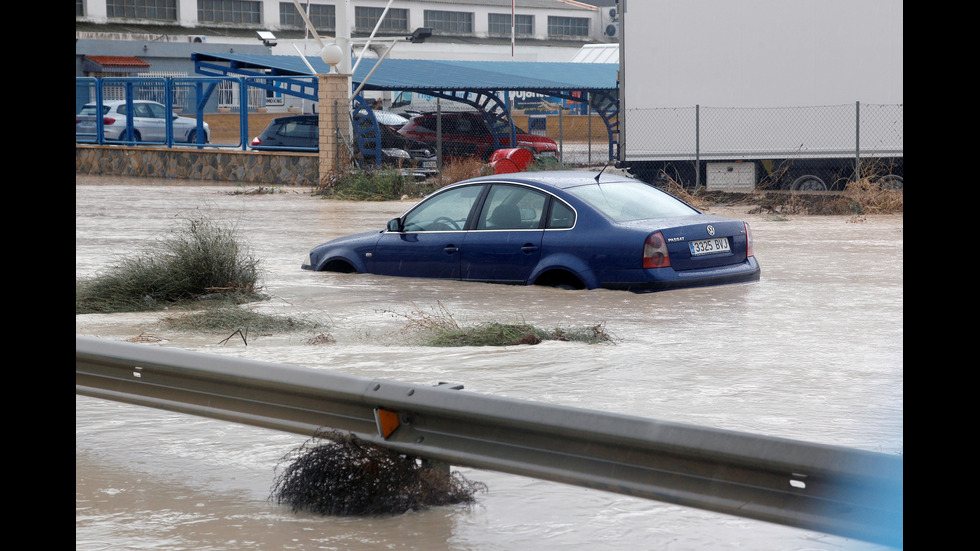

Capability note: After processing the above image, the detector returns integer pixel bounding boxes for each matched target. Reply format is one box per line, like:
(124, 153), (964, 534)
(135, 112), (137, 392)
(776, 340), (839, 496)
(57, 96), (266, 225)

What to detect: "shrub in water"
(76, 214), (261, 313)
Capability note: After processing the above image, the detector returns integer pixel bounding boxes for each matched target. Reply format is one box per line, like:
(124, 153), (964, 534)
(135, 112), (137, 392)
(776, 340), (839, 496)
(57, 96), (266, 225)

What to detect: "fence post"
(239, 77), (249, 151)
(695, 104), (701, 190)
(854, 101), (861, 180)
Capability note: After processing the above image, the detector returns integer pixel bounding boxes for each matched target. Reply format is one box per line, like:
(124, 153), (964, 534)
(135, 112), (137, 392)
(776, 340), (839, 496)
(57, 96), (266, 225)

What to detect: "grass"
(160, 307), (325, 333)
(384, 302), (613, 347)
(159, 306), (330, 345)
(314, 157), (494, 201)
(76, 213), (264, 314)
(314, 156), (569, 201)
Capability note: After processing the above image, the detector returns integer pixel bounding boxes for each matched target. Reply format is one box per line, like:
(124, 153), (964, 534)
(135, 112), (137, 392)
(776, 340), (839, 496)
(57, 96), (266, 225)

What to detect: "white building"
(76, 0), (620, 63)
(75, 1), (619, 114)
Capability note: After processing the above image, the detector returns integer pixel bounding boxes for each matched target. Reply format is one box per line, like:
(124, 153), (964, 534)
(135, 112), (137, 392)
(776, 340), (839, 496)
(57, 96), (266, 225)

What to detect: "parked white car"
(76, 100), (210, 144)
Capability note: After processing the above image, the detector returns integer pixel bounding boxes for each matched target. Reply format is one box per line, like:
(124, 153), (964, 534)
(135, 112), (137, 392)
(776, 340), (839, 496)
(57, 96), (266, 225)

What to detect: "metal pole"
(588, 99), (593, 166)
(558, 106), (564, 162)
(855, 101), (861, 180)
(436, 98), (443, 170)
(695, 104), (701, 189)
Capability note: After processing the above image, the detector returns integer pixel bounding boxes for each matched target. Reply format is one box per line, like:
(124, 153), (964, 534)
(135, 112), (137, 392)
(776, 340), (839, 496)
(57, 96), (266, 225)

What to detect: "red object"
(490, 148), (534, 174)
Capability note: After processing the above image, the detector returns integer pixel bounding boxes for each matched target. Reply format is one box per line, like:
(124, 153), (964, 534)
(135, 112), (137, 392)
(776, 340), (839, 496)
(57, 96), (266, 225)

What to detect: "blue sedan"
(302, 171), (760, 291)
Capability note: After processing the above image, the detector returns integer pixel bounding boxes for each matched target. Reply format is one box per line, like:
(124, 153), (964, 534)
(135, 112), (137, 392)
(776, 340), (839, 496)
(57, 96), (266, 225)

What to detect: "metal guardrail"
(75, 336), (902, 547)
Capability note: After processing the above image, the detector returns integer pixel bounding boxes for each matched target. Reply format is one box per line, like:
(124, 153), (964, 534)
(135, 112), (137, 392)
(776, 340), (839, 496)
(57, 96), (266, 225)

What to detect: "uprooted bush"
(384, 302), (614, 347)
(76, 213), (263, 314)
(314, 168), (437, 201)
(314, 158), (494, 201)
(271, 430), (486, 516)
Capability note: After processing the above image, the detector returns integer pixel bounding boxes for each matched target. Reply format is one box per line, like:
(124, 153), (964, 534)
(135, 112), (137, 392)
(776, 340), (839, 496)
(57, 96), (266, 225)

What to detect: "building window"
(106, 0), (178, 21)
(76, 0), (84, 16)
(198, 0), (261, 25)
(280, 1), (334, 31)
(548, 16), (590, 38)
(354, 6), (409, 33)
(488, 13), (533, 36)
(425, 10), (474, 35)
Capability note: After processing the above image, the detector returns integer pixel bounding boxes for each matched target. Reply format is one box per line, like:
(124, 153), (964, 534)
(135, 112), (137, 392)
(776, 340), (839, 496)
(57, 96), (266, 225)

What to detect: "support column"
(317, 73), (351, 185)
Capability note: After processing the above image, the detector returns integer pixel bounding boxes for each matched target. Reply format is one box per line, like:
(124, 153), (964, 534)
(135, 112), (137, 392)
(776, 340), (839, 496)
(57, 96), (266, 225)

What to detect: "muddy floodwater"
(75, 175), (903, 551)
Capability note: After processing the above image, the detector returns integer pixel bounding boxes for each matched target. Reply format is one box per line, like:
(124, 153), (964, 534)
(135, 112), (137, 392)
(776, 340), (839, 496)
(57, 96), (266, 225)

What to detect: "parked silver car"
(75, 100), (210, 144)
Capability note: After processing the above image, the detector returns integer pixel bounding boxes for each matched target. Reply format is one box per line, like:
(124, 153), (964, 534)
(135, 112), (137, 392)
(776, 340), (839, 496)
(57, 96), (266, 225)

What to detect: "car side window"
(476, 184), (547, 230)
(547, 199), (575, 229)
(402, 185), (484, 232)
(144, 103), (167, 119)
(133, 103), (155, 118)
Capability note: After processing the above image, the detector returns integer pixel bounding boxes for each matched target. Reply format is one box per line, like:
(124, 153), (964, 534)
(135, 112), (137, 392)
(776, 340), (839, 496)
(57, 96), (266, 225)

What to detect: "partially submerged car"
(302, 171), (760, 292)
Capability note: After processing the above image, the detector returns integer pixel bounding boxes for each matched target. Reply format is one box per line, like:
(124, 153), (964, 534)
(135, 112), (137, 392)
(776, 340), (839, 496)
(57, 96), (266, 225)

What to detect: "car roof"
(412, 111), (483, 119)
(271, 114), (317, 122)
(455, 170), (637, 192)
(88, 100), (158, 106)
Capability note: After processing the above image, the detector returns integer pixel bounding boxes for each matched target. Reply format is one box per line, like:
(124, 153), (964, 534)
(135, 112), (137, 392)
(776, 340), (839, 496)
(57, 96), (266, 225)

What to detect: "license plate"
(423, 161), (437, 168)
(689, 237), (731, 256)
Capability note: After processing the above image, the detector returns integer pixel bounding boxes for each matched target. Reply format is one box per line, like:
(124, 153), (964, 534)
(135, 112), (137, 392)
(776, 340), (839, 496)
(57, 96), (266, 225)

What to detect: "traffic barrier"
(75, 336), (902, 547)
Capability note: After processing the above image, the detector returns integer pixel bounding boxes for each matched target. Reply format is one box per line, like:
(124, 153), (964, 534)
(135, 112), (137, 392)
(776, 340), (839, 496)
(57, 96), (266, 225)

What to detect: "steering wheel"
(432, 216), (460, 230)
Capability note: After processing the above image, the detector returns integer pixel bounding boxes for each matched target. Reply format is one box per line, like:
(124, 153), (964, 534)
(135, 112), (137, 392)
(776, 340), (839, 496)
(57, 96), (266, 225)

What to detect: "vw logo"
(706, 225), (715, 236)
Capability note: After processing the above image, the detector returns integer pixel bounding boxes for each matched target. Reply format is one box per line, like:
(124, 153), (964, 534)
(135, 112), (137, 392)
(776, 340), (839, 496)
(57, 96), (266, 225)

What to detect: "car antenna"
(595, 160), (612, 182)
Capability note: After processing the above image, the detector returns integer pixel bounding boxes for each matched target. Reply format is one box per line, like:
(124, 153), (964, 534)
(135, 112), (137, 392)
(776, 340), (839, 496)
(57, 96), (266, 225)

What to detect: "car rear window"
(80, 105), (109, 116)
(568, 181), (698, 222)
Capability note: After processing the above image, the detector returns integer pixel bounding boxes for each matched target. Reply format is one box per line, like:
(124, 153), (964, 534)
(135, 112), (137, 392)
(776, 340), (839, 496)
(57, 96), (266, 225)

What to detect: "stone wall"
(75, 145), (319, 186)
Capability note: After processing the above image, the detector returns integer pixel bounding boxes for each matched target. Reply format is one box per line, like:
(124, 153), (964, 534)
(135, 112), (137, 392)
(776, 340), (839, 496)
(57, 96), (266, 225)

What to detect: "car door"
(372, 184), (485, 279)
(460, 184), (546, 284)
(136, 102), (167, 142)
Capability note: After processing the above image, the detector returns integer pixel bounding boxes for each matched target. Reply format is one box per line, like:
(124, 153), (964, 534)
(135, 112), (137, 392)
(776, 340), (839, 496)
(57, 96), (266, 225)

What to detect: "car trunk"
(660, 219), (750, 271)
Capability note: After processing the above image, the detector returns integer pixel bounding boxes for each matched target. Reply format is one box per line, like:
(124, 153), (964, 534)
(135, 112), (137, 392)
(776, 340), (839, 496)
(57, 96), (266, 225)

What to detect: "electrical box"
(707, 162), (756, 191)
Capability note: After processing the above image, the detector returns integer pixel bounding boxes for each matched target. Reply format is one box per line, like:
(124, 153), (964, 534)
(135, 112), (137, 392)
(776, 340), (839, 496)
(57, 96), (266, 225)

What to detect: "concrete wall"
(75, 145), (319, 186)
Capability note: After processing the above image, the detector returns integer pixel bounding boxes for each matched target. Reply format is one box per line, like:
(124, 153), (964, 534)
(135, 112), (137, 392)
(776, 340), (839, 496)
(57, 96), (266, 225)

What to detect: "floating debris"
(271, 430), (485, 516)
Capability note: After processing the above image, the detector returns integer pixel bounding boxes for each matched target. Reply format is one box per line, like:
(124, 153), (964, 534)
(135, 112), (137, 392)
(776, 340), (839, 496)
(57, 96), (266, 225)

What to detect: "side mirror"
(386, 218), (403, 232)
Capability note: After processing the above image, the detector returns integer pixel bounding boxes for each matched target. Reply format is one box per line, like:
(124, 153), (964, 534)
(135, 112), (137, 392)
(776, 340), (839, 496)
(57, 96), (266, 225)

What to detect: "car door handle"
(520, 244), (539, 253)
(444, 245), (459, 254)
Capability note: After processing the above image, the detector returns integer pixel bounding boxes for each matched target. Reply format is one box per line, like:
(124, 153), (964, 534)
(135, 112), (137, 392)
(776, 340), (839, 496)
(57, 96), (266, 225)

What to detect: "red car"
(397, 111), (559, 162)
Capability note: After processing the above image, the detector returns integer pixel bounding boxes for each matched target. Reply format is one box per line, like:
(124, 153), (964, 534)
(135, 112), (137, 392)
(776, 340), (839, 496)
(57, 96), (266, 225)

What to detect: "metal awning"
(191, 52), (617, 92)
(191, 52), (620, 159)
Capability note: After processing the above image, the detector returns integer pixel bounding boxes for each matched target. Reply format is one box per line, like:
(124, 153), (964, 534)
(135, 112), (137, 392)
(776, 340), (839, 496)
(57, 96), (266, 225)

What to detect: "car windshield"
(567, 181), (699, 222)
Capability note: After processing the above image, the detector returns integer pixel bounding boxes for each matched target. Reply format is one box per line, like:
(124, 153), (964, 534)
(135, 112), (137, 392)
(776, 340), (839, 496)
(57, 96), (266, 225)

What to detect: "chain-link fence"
(77, 77), (900, 189)
(620, 103), (903, 190)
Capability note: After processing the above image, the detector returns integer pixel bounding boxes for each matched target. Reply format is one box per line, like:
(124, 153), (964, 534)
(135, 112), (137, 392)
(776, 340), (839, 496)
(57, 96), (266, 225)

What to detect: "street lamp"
(257, 31), (277, 47)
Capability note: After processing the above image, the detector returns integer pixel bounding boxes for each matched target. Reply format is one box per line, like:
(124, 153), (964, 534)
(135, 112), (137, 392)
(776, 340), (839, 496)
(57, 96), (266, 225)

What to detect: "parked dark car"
(397, 111), (559, 162)
(302, 171), (760, 292)
(250, 114), (436, 172)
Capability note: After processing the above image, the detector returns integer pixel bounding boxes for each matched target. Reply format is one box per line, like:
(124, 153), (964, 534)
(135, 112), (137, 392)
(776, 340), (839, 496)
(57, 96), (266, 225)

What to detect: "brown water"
(75, 176), (903, 550)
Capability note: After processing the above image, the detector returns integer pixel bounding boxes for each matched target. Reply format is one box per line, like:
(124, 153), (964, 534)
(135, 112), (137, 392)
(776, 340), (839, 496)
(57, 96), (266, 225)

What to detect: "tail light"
(744, 222), (755, 257)
(643, 231), (671, 268)
(251, 137), (262, 146)
(103, 117), (117, 126)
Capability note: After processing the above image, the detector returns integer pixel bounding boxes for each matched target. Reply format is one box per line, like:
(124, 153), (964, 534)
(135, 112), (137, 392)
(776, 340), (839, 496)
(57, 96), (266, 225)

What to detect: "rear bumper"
(598, 257), (761, 292)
